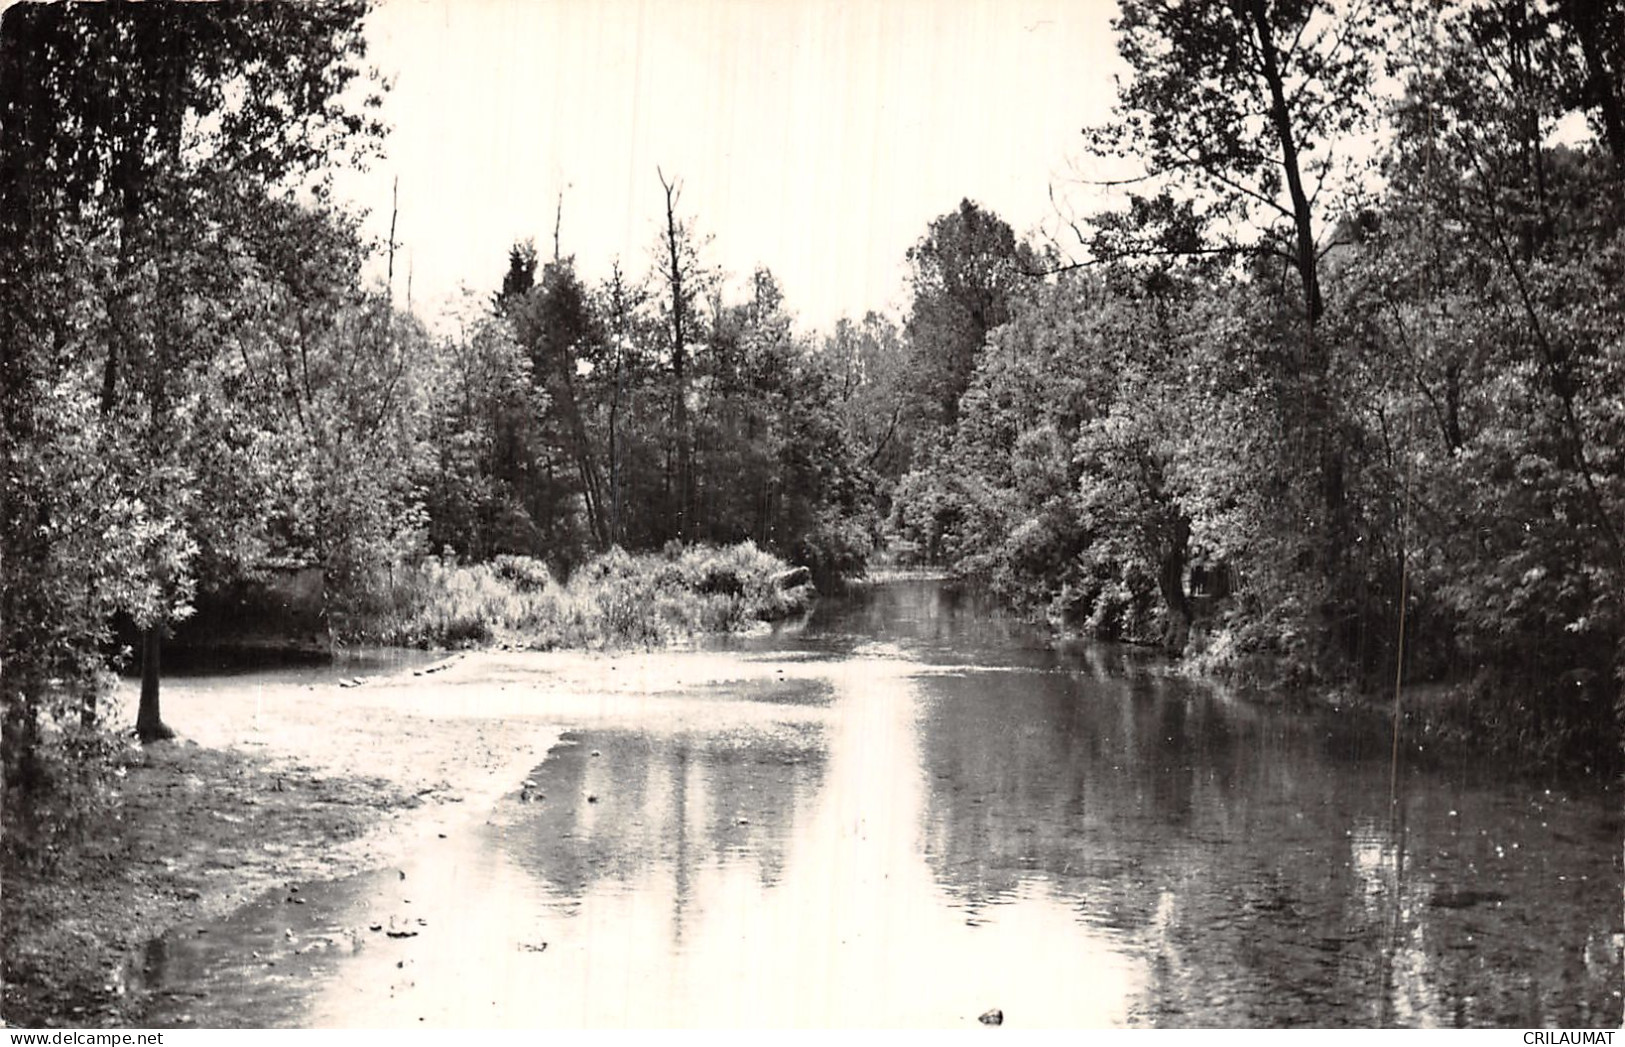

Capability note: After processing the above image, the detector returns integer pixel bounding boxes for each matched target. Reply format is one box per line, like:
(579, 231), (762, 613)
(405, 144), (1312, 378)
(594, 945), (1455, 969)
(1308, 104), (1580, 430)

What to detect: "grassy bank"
(335, 541), (815, 650)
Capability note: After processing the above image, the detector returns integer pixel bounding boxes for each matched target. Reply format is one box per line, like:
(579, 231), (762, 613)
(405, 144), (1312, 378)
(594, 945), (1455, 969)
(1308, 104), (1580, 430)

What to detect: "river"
(132, 578), (1623, 1028)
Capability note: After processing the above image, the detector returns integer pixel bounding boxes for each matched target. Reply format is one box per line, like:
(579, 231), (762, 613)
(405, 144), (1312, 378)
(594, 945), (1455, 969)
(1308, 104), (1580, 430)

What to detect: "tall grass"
(336, 542), (813, 650)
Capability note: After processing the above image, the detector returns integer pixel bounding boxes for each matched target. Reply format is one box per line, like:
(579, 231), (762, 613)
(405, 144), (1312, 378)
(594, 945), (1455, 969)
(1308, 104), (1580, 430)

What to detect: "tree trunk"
(1247, 1), (1349, 595)
(1157, 516), (1193, 653)
(135, 625), (174, 742)
(1247, 0), (1323, 326)
(559, 365), (606, 547)
(660, 169), (691, 542)
(1561, 0), (1625, 175)
(608, 345), (623, 546)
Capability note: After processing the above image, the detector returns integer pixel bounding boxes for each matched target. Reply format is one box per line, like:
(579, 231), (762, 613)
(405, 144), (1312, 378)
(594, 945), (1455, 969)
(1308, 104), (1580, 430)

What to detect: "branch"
(1048, 182), (1090, 249)
(1314, 233), (1360, 261)
(1066, 168), (1164, 188)
(1016, 241), (1278, 278)
(1463, 146), (1625, 574)
(863, 401), (903, 469)
(1168, 142), (1295, 220)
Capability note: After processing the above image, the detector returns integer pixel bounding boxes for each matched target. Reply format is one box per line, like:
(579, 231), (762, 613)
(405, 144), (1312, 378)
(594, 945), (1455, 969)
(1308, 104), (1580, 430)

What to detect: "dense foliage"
(887, 0), (1625, 767)
(2, 0), (394, 771)
(0, 3), (877, 797)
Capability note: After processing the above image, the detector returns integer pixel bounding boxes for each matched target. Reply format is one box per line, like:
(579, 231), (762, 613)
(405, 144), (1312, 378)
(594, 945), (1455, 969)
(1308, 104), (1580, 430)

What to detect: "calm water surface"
(135, 580), (1623, 1028)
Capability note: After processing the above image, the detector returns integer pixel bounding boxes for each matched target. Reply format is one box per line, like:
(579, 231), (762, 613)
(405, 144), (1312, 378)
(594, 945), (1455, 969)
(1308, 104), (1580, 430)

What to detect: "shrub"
(491, 555), (553, 593)
(337, 541), (812, 650)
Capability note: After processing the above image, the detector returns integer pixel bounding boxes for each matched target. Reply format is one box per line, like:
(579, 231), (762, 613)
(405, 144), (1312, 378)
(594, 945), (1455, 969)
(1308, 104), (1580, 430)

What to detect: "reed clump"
(338, 542), (813, 650)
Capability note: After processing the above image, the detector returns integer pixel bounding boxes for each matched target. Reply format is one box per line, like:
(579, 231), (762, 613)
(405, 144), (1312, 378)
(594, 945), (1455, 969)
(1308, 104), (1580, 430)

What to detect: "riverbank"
(1187, 638), (1623, 779)
(2, 652), (568, 1027)
(3, 542), (822, 1026)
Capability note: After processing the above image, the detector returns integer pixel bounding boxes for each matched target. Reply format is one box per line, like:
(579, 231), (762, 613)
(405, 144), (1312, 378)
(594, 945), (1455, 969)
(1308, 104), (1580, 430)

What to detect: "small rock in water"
(590, 750), (601, 758)
(587, 794), (599, 804)
(979, 1008), (1004, 1026)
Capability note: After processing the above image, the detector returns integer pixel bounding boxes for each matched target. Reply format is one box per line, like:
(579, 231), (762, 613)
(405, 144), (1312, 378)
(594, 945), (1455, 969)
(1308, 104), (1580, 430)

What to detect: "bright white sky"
(343, 0), (1126, 335)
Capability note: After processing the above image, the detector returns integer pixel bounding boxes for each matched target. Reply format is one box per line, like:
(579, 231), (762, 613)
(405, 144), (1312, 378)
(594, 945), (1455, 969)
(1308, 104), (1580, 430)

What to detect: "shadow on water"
(132, 579), (1623, 1027)
(913, 669), (1622, 1026)
(122, 644), (441, 681)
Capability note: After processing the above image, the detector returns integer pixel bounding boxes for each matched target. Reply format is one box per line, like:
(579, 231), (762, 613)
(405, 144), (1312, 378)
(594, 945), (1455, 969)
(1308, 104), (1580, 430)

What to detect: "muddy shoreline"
(2, 651), (568, 1028)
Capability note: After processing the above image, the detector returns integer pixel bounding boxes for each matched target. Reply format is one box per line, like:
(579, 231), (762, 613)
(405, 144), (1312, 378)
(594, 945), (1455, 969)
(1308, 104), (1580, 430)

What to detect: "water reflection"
(907, 640), (1621, 1027)
(135, 580), (1622, 1028)
(455, 657), (1147, 1027)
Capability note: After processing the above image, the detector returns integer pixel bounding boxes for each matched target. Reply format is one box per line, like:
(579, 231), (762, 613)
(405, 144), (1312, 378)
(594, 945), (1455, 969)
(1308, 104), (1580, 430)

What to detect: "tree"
(825, 312), (914, 497)
(0, 1), (385, 752)
(1084, 0), (1379, 325)
(653, 170), (716, 542)
(420, 296), (551, 562)
(1337, 0), (1625, 750)
(903, 200), (1034, 430)
(1551, 0), (1625, 174)
(507, 258), (609, 552)
(499, 239), (540, 306)
(594, 260), (655, 547)
(1078, 0), (1384, 664)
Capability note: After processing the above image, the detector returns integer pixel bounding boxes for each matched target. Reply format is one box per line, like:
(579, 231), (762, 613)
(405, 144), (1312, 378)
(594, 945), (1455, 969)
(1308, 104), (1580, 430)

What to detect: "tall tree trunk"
(1247, 0), (1323, 327)
(1248, 0), (1348, 590)
(660, 169), (691, 542)
(1157, 515), (1193, 653)
(608, 341), (623, 546)
(135, 625), (173, 742)
(554, 358), (606, 547)
(129, 28), (188, 746)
